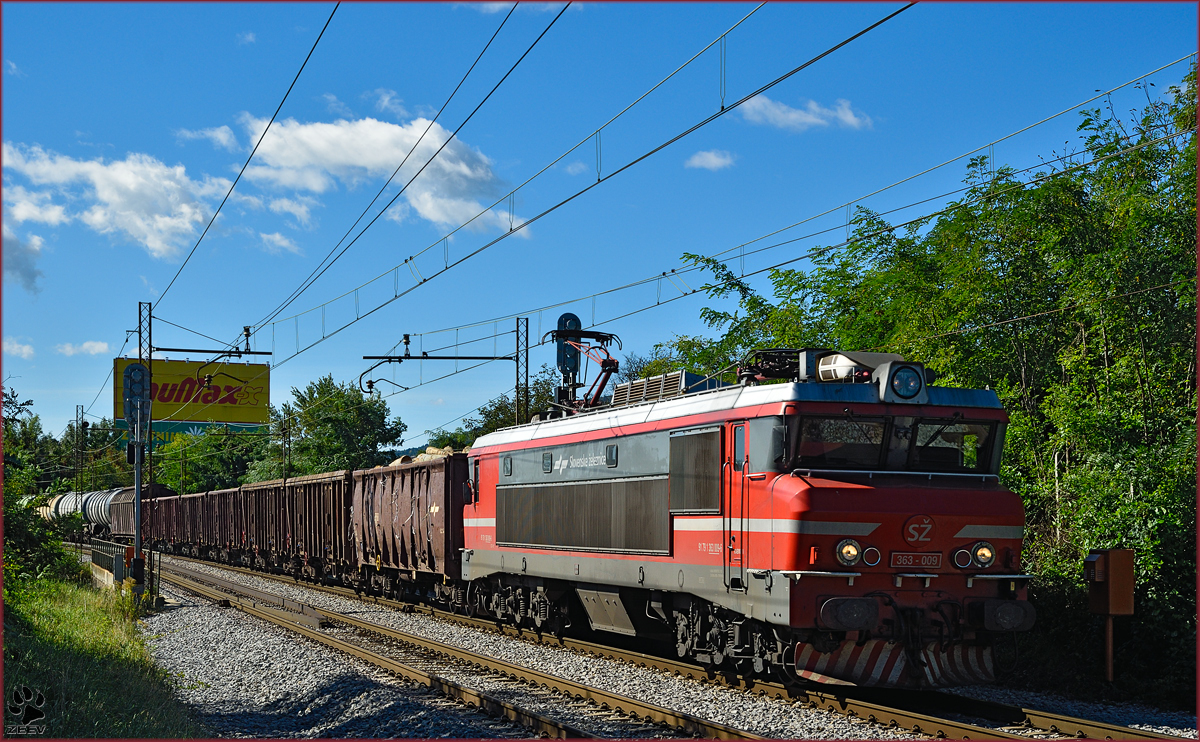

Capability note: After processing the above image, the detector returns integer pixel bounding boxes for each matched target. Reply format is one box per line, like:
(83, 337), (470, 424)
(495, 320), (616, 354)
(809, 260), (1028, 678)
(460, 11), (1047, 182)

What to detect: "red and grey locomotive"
(462, 341), (1034, 688)
(125, 319), (1034, 689)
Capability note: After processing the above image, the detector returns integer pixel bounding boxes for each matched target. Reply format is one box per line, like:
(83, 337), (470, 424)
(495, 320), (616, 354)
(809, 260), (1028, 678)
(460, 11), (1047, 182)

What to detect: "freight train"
(68, 339), (1035, 688)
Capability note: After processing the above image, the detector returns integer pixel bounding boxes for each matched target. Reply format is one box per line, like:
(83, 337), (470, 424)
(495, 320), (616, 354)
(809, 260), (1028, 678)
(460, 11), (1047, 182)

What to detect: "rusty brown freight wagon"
(109, 484), (178, 541)
(352, 454), (468, 598)
(240, 471), (355, 578)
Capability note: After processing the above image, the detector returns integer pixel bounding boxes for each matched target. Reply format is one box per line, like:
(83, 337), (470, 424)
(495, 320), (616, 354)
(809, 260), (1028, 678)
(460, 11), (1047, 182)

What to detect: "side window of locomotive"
(909, 419), (995, 473)
(790, 416), (887, 469)
(669, 428), (721, 513)
(470, 459), (480, 502)
(605, 445), (618, 468)
(747, 416), (786, 473)
(503, 457), (512, 476)
(733, 426), (745, 471)
(542, 452), (553, 473)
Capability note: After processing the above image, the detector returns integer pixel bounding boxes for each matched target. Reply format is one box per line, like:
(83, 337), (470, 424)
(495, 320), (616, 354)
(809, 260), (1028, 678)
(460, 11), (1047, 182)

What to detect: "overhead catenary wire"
(156, 2), (340, 308)
(382, 115), (1188, 357)
(354, 124), (1193, 409)
(253, 3), (522, 329)
(152, 316), (239, 350)
(119, 84), (1193, 459)
(253, 2), (766, 334)
(263, 2), (917, 367)
(111, 53), (1191, 465)
(277, 50), (1195, 361)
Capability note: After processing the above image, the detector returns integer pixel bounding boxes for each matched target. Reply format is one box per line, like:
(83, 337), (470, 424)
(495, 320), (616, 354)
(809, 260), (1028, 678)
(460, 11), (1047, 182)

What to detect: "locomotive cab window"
(908, 418), (997, 473)
(786, 415), (887, 469)
(605, 445), (618, 468)
(733, 425), (745, 471)
(542, 452), (553, 473)
(503, 457), (512, 476)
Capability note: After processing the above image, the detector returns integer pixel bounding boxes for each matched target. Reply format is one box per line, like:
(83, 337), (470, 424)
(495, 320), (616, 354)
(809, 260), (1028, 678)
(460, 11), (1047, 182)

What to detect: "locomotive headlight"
(891, 366), (923, 399)
(837, 539), (862, 566)
(973, 541), (996, 568)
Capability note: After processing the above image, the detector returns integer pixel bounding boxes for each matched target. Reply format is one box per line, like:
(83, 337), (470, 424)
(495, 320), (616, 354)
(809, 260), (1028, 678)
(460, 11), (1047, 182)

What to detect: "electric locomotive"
(462, 339), (1034, 688)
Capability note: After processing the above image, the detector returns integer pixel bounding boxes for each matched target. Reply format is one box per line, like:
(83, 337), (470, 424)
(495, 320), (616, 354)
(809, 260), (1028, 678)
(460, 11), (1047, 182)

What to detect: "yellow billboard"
(113, 358), (270, 425)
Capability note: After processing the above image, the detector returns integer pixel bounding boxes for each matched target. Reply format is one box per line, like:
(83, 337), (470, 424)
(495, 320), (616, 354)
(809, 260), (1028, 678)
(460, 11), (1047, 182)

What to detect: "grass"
(3, 576), (207, 738)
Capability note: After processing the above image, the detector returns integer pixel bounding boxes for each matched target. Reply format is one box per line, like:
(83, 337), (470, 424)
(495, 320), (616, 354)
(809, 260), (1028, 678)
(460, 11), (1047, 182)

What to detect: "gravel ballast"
(155, 557), (1196, 740)
(141, 583), (527, 738)
(945, 685), (1196, 739)
(156, 559), (921, 739)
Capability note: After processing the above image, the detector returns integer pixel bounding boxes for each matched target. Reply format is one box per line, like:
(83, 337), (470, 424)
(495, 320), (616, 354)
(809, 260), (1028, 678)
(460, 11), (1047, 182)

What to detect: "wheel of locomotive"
(707, 612), (730, 666)
(675, 613), (692, 658)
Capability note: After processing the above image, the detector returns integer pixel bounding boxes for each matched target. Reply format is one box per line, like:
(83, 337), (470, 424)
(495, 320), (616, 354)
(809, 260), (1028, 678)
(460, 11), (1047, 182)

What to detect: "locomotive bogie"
(90, 354), (1033, 689)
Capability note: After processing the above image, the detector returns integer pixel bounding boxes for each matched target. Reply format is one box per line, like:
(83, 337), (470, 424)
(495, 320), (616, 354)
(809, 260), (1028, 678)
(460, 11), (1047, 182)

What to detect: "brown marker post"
(1083, 548), (1135, 682)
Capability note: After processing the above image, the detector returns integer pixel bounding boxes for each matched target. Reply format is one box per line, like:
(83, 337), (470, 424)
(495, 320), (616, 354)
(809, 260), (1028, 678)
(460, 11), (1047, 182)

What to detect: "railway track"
(160, 562), (763, 740)
(158, 554), (1190, 741)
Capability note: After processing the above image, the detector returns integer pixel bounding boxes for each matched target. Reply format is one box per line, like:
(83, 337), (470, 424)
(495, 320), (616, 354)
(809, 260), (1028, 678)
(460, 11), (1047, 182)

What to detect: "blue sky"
(3, 2), (1196, 446)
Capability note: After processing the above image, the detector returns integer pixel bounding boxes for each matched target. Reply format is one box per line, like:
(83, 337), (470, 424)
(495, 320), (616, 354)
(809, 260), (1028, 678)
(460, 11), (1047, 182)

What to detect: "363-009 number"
(890, 552), (942, 568)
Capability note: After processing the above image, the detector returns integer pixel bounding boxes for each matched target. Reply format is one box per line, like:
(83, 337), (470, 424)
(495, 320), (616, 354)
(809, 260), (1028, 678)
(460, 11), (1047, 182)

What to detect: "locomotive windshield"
(791, 416), (887, 468)
(782, 414), (1000, 474)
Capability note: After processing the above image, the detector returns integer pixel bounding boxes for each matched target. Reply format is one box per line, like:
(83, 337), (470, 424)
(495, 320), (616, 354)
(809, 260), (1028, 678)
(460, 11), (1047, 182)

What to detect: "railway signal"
(122, 360), (152, 594)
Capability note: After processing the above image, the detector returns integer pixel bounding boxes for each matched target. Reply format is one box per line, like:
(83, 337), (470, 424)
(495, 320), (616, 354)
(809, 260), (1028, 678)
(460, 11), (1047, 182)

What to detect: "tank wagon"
(46, 485), (174, 538)
(137, 343), (1035, 689)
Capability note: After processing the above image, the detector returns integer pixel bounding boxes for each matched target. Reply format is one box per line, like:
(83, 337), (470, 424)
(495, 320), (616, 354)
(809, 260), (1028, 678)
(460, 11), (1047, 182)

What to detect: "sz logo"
(903, 515), (935, 545)
(6, 686), (46, 736)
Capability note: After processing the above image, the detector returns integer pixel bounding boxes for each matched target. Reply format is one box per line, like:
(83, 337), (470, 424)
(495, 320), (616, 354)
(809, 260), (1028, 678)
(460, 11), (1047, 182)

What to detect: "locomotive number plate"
(890, 552), (942, 569)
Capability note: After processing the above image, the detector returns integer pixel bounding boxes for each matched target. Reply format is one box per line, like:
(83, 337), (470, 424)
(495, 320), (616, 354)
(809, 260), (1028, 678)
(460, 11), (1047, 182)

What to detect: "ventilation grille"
(609, 371), (727, 407)
(497, 477), (669, 553)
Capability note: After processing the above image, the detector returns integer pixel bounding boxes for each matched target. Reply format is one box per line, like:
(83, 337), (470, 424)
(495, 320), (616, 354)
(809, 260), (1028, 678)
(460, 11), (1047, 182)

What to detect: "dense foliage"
(646, 71), (1196, 705)
(427, 365), (561, 449)
(2, 389), (85, 599)
(5, 69), (1193, 709)
(155, 375), (406, 487)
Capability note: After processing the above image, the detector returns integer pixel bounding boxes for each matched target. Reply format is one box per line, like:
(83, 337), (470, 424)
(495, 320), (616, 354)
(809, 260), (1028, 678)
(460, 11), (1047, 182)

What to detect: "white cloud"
(56, 340), (109, 356)
(465, 2), (515, 13)
(5, 60), (24, 77)
(459, 2), (568, 12)
(685, 150), (735, 171)
(268, 197), (316, 228)
(3, 184), (68, 225)
(260, 231), (302, 255)
(176, 125), (239, 151)
(2, 142), (224, 258)
(2, 222), (44, 292)
(237, 32), (256, 45)
(741, 95), (872, 133)
(564, 161), (588, 176)
(234, 192), (263, 210)
(369, 88), (408, 119)
(322, 93), (353, 118)
(3, 337), (34, 360)
(238, 114), (515, 232)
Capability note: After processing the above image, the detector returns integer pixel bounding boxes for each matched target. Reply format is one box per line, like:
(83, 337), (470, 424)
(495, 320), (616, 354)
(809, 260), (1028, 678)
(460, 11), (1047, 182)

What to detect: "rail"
(160, 554), (1191, 742)
(159, 563), (766, 740)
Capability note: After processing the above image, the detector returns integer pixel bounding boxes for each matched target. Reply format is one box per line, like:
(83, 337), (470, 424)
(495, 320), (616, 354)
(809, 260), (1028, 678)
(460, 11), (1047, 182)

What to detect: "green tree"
(155, 426), (268, 493)
(428, 365), (559, 449)
(653, 69), (1196, 705)
(244, 375), (405, 481)
(2, 390), (78, 598)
